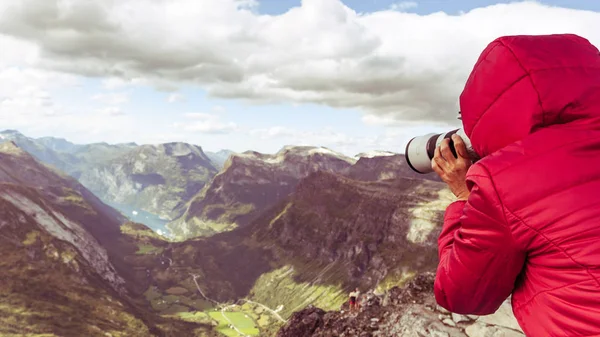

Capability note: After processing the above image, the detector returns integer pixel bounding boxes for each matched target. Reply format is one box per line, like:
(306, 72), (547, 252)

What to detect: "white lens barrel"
(405, 128), (472, 174)
(405, 133), (437, 174)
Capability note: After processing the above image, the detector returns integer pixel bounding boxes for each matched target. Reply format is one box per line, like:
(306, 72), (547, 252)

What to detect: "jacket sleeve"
(434, 164), (525, 315)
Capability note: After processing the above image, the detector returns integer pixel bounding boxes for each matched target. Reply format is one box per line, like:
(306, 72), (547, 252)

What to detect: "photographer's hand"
(432, 134), (472, 200)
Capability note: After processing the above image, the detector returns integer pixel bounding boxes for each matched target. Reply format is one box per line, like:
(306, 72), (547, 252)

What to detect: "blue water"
(108, 202), (173, 238)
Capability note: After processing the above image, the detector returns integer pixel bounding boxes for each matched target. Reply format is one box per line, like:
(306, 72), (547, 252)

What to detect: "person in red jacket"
(431, 33), (600, 337)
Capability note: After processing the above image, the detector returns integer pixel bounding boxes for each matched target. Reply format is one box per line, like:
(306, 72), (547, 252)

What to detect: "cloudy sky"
(1, 0), (599, 155)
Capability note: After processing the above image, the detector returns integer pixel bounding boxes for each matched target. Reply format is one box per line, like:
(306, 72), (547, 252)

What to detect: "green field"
(144, 280), (283, 337)
(208, 310), (260, 336)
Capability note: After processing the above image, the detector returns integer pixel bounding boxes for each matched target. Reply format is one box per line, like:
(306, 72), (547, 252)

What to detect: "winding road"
(221, 304), (249, 337)
(191, 274), (219, 305)
(243, 299), (286, 323)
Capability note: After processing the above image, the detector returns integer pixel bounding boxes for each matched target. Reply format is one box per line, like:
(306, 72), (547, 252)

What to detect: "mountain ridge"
(168, 145), (358, 239)
(78, 142), (218, 220)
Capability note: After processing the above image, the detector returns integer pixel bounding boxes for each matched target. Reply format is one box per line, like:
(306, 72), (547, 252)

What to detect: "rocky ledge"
(276, 273), (525, 337)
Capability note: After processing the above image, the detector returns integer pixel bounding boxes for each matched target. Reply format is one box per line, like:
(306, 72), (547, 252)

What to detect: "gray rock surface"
(477, 299), (522, 332)
(277, 273), (525, 337)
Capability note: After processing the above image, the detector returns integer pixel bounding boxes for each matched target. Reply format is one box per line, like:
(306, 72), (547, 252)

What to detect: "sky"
(0, 0), (599, 156)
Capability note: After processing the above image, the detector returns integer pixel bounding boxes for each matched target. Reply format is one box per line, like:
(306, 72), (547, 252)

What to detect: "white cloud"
(248, 123), (458, 155)
(91, 92), (130, 105)
(0, 1), (599, 127)
(102, 78), (132, 90)
(97, 107), (125, 117)
(177, 112), (238, 134)
(0, 65), (78, 127)
(167, 93), (185, 103)
(250, 126), (360, 147)
(362, 114), (457, 128)
(0, 35), (39, 67)
(390, 1), (418, 11)
(0, 39), (138, 142)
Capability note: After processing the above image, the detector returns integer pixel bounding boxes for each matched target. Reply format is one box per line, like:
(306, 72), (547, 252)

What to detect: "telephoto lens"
(405, 128), (475, 174)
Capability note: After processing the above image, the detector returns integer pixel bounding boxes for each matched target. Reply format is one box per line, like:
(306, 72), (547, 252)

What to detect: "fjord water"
(108, 201), (171, 237)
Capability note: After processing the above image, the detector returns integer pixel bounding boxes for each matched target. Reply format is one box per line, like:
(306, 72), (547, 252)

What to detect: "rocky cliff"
(277, 273), (525, 337)
(78, 142), (218, 220)
(168, 146), (356, 239)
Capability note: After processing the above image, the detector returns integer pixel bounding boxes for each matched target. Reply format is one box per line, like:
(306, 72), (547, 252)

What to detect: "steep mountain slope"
(0, 141), (217, 336)
(0, 184), (148, 336)
(347, 152), (442, 182)
(168, 146), (357, 239)
(206, 149), (236, 169)
(79, 143), (218, 220)
(0, 142), (126, 291)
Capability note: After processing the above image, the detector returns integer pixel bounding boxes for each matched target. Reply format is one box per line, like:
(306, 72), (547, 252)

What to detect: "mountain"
(168, 146), (357, 239)
(78, 143), (218, 221)
(168, 148), (444, 240)
(253, 171), (449, 278)
(347, 152), (442, 182)
(0, 132), (468, 336)
(0, 139), (458, 336)
(71, 142), (139, 165)
(0, 130), (78, 173)
(0, 130), (222, 234)
(243, 171), (452, 314)
(0, 141), (217, 336)
(206, 149), (236, 169)
(36, 136), (82, 153)
(276, 273), (525, 337)
(0, 130), (138, 178)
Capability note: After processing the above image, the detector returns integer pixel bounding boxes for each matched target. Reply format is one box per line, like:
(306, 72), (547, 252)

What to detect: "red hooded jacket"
(434, 34), (600, 336)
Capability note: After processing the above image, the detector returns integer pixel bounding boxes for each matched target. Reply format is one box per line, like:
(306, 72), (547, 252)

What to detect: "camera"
(404, 128), (477, 174)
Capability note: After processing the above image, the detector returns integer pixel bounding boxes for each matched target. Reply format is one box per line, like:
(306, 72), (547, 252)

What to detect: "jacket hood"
(460, 34), (600, 157)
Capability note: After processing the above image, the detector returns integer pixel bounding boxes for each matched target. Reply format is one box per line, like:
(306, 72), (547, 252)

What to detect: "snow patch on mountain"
(264, 155), (285, 164)
(355, 150), (397, 159)
(307, 146), (347, 158)
(235, 146), (356, 165)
